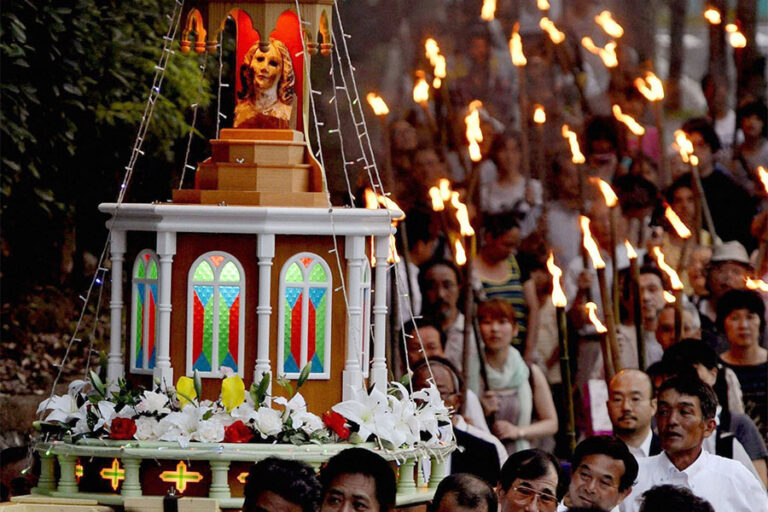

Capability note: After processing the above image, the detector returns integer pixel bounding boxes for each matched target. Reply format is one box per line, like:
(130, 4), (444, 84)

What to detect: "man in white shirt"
(620, 377), (768, 512)
(607, 370), (660, 460)
(557, 435), (638, 512)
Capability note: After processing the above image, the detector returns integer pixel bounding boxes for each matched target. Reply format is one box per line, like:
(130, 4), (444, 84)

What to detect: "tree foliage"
(1, 0), (212, 296)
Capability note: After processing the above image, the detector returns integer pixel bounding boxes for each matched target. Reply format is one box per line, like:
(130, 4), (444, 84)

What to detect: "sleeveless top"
(479, 255), (527, 352)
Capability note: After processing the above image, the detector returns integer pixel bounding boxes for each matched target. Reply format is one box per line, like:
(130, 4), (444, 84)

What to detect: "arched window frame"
(130, 249), (159, 375)
(186, 251), (246, 378)
(277, 252), (333, 380)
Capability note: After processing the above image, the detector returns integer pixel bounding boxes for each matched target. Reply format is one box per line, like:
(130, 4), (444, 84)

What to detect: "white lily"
(332, 386), (393, 442)
(37, 394), (81, 423)
(136, 390), (171, 415)
(253, 407), (282, 438)
(157, 405), (209, 447)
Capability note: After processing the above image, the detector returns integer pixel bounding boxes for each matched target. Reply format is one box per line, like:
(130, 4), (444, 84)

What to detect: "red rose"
(322, 411), (350, 440)
(224, 420), (254, 443)
(110, 418), (137, 440)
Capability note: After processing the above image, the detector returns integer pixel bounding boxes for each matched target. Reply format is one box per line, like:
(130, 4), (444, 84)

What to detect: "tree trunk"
(615, 0), (657, 63)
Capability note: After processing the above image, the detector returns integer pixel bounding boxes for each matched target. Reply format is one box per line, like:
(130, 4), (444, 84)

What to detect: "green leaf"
(89, 370), (105, 398)
(296, 364), (311, 391)
(193, 369), (202, 398)
(249, 372), (270, 406)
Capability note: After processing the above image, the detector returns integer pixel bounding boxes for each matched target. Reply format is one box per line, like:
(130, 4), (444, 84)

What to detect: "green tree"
(1, 0), (212, 298)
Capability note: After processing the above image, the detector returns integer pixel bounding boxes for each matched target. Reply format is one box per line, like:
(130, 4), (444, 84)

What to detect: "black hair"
(572, 436), (638, 493)
(657, 376), (718, 420)
(319, 448), (397, 512)
(499, 448), (563, 497)
(402, 316), (447, 349)
(613, 173), (659, 214)
(682, 117), (721, 153)
(736, 100), (768, 138)
(419, 259), (463, 291)
(404, 206), (437, 247)
(645, 360), (670, 383)
(428, 473), (497, 512)
(662, 339), (730, 412)
(638, 264), (668, 291)
(639, 484), (714, 512)
(715, 288), (766, 333)
(565, 508), (611, 512)
(243, 457), (322, 512)
(584, 116), (619, 155)
(664, 172), (695, 204)
(482, 211), (519, 239)
(489, 129), (522, 168)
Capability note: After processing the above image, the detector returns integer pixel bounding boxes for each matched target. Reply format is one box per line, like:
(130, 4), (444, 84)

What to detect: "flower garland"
(36, 368), (452, 451)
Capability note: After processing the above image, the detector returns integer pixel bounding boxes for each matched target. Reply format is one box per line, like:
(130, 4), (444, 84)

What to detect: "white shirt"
(619, 450), (768, 512)
(625, 428), (654, 459)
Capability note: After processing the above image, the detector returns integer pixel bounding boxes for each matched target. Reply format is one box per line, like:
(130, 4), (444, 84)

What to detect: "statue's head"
(239, 38), (295, 104)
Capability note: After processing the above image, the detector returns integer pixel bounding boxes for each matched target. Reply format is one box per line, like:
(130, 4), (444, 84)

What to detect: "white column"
(342, 235), (365, 399)
(107, 230), (126, 383)
(254, 235), (275, 388)
(370, 235), (390, 391)
(153, 231), (176, 387)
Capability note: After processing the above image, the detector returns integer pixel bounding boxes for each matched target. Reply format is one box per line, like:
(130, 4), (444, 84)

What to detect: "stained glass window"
(187, 252), (245, 377)
(130, 250), (159, 374)
(277, 253), (332, 379)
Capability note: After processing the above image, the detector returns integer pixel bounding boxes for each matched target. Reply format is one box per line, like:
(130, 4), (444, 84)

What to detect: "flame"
(652, 247), (684, 290)
(481, 0), (496, 21)
(590, 177), (618, 208)
(594, 10), (624, 39)
(582, 37), (618, 68)
(509, 23), (527, 67)
(726, 24), (747, 48)
(580, 216), (606, 269)
(439, 178), (452, 201)
(625, 239), (638, 259)
(450, 192), (475, 236)
(388, 234), (400, 263)
(585, 302), (608, 333)
(425, 39), (447, 89)
(546, 252), (567, 307)
(704, 8), (721, 25)
(428, 187), (445, 211)
(562, 124), (586, 164)
(366, 93), (390, 116)
(612, 104), (646, 136)
(663, 290), (676, 303)
(364, 188), (405, 220)
(537, 0), (550, 10)
(746, 277), (768, 292)
(539, 17), (565, 44)
(758, 166), (768, 195)
(634, 72), (664, 102)
(533, 105), (546, 124)
(425, 38), (440, 64)
(664, 205), (693, 239)
(413, 75), (430, 104)
(674, 130), (696, 164)
(455, 239), (467, 266)
(465, 100), (484, 162)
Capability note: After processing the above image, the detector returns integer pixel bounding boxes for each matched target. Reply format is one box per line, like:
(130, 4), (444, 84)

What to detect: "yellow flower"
(176, 376), (197, 409)
(221, 375), (245, 412)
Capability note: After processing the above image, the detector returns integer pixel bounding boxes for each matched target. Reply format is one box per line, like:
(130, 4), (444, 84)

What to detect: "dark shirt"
(722, 361), (768, 445)
(700, 166), (757, 251)
(452, 428), (501, 486)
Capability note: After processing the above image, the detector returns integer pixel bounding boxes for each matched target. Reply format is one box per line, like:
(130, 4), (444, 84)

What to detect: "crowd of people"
(345, 10), (768, 511)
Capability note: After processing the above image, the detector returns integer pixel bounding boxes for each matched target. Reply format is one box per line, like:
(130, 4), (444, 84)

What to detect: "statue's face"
(250, 44), (282, 91)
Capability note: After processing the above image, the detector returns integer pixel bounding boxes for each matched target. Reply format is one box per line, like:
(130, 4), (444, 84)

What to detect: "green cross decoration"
(159, 460), (203, 493)
(99, 458), (125, 491)
(74, 461), (84, 482)
(237, 471), (248, 484)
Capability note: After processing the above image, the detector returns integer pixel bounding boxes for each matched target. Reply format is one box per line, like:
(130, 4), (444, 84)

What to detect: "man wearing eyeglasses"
(619, 377), (767, 512)
(558, 436), (638, 512)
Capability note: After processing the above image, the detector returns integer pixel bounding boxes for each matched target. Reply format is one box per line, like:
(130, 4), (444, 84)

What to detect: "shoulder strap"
(715, 429), (735, 459)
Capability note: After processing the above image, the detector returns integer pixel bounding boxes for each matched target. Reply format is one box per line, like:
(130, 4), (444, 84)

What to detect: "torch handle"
(596, 267), (620, 379)
(556, 306), (577, 457)
(630, 258), (646, 370)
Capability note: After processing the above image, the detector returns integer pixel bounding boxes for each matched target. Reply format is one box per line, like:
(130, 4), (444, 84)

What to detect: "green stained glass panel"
(149, 260), (158, 279)
(286, 262), (302, 283)
(220, 261), (240, 282)
(136, 260), (146, 279)
(135, 291), (143, 367)
(283, 296), (292, 363)
(309, 263), (326, 283)
(218, 294), (229, 368)
(194, 261), (214, 282)
(314, 292), (326, 367)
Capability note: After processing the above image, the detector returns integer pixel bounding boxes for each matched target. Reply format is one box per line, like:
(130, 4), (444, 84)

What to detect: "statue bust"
(233, 38), (296, 129)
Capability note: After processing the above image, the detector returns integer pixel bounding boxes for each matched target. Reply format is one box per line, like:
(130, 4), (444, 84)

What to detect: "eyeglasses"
(511, 485), (558, 509)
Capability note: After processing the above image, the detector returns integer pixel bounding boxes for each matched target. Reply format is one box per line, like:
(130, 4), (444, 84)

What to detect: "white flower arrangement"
(35, 368), (453, 451)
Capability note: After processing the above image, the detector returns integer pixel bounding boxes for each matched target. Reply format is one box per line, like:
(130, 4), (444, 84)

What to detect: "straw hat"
(710, 240), (751, 267)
